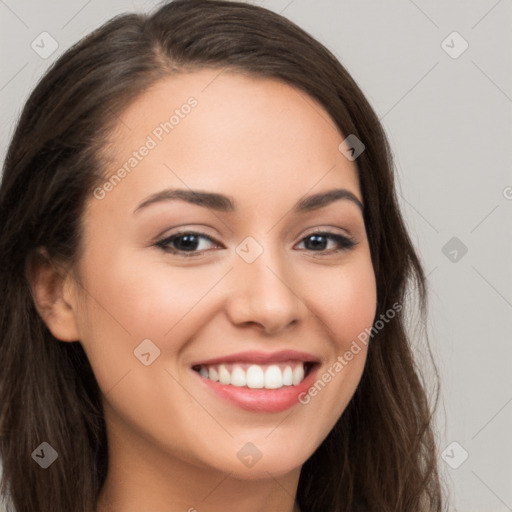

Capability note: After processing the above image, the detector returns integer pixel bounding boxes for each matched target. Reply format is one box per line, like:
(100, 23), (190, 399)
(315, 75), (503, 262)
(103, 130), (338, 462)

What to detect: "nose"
(225, 244), (306, 335)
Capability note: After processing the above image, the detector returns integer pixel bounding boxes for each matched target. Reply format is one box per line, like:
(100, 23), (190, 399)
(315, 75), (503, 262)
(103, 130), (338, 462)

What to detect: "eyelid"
(300, 225), (353, 239)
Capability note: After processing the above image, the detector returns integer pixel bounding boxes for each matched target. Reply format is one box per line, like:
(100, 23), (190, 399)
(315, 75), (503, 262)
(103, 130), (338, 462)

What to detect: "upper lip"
(191, 350), (320, 367)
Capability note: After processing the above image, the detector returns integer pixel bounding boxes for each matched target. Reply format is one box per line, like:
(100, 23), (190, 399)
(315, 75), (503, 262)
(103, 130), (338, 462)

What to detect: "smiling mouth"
(192, 361), (316, 390)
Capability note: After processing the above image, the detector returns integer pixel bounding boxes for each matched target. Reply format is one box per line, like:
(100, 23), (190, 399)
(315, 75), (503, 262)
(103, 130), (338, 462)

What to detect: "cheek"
(296, 254), (376, 431)
(73, 250), (231, 388)
(309, 256), (377, 348)
(77, 249), (222, 340)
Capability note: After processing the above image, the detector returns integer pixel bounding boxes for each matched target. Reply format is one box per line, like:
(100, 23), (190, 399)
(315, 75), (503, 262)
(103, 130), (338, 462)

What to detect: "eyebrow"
(133, 187), (364, 215)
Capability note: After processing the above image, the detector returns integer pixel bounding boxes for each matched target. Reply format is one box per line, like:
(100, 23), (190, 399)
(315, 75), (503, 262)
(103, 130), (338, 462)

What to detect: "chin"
(194, 435), (317, 480)
(219, 457), (304, 480)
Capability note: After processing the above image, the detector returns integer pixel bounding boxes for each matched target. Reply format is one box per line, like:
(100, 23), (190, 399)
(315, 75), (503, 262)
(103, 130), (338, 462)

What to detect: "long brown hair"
(0, 1), (444, 510)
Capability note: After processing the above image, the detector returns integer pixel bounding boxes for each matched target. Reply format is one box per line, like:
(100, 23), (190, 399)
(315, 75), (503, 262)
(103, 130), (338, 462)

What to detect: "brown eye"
(296, 232), (356, 253)
(156, 231), (221, 257)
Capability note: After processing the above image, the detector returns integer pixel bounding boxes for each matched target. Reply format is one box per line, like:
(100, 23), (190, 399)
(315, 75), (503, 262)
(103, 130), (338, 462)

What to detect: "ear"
(27, 248), (81, 342)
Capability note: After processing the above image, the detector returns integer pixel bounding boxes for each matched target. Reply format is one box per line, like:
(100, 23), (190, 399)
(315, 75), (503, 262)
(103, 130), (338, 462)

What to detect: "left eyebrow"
(294, 188), (364, 214)
(133, 187), (364, 215)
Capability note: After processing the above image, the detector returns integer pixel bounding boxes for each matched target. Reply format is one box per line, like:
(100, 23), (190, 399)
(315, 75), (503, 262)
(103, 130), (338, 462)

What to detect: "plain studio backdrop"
(0, 1), (511, 511)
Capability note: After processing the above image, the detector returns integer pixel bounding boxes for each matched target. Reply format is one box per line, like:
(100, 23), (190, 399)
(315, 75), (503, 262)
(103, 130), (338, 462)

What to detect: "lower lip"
(194, 366), (319, 413)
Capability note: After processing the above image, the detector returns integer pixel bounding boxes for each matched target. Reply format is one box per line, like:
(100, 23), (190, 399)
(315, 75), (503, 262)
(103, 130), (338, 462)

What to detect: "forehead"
(94, 69), (361, 216)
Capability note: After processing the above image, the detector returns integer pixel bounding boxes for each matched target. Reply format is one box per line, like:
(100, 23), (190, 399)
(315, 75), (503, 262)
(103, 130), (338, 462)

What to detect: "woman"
(0, 1), (444, 511)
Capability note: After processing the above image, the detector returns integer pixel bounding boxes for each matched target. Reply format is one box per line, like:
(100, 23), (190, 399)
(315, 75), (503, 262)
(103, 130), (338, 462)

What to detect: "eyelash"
(155, 230), (357, 258)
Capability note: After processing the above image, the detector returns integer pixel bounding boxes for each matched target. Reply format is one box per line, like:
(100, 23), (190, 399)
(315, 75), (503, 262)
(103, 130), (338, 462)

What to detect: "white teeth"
(264, 365), (283, 389)
(246, 365), (265, 389)
(282, 365), (293, 386)
(196, 361), (310, 389)
(208, 367), (219, 382)
(218, 364), (231, 385)
(231, 365), (247, 387)
(292, 365), (305, 385)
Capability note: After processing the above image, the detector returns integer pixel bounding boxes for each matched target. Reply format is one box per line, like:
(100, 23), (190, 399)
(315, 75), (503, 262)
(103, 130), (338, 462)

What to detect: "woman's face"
(70, 69), (377, 478)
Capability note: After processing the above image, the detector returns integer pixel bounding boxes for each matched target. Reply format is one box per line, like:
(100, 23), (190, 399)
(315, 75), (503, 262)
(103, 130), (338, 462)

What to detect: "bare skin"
(31, 69), (377, 512)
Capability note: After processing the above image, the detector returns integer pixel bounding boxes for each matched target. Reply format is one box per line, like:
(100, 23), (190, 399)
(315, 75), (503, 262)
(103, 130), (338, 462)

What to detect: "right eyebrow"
(134, 188), (235, 214)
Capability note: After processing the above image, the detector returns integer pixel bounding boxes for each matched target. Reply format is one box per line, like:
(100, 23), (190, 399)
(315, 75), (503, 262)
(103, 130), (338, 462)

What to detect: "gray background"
(1, 1), (511, 511)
